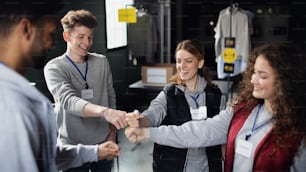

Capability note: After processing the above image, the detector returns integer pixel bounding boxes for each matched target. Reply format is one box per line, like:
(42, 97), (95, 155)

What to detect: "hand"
(126, 109), (142, 128)
(124, 127), (149, 143)
(106, 124), (117, 142)
(97, 141), (120, 160)
(104, 109), (128, 129)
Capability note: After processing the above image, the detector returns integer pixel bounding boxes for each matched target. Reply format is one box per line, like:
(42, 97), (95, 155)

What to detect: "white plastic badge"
(236, 139), (253, 158)
(81, 89), (94, 99)
(190, 106), (207, 120)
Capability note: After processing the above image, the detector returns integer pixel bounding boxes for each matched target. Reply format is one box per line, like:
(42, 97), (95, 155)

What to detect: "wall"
(171, 0), (306, 68)
(26, 0), (306, 111)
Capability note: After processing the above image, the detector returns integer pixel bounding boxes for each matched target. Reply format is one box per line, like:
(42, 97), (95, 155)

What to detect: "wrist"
(139, 116), (150, 127)
(83, 103), (109, 118)
(97, 144), (105, 160)
(144, 128), (150, 139)
(101, 107), (110, 118)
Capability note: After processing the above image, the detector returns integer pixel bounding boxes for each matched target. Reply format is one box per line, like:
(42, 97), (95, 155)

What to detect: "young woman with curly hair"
(125, 42), (306, 171)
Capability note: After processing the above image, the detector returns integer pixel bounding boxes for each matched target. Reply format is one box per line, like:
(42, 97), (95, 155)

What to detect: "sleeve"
(291, 139), (306, 172)
(1, 100), (41, 172)
(149, 106), (234, 148)
(214, 12), (223, 58)
(142, 91), (168, 127)
(236, 11), (250, 63)
(56, 144), (98, 171)
(44, 60), (88, 116)
(104, 58), (116, 109)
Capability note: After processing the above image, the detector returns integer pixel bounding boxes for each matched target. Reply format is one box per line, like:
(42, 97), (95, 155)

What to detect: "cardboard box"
(141, 64), (176, 86)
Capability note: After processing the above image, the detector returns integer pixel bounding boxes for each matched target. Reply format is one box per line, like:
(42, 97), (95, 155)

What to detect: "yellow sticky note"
(118, 7), (137, 23)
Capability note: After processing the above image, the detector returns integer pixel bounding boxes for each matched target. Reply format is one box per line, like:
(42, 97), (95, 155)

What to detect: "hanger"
(229, 1), (239, 10)
(137, 5), (147, 17)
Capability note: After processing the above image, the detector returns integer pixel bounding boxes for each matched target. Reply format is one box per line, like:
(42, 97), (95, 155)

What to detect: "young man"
(44, 9), (127, 172)
(0, 1), (120, 171)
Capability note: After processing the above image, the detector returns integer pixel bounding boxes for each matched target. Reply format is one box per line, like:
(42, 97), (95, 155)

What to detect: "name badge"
(81, 89), (94, 99)
(190, 106), (207, 120)
(236, 139), (253, 158)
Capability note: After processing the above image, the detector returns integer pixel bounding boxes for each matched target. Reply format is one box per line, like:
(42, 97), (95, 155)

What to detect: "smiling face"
(64, 25), (94, 60)
(251, 55), (276, 103)
(175, 49), (204, 84)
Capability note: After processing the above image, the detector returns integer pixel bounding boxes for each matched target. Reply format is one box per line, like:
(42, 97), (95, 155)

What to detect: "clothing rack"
(227, 1), (240, 99)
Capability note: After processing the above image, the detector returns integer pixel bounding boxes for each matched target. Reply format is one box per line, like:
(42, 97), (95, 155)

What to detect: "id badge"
(236, 139), (253, 158)
(190, 106), (207, 120)
(81, 89), (94, 99)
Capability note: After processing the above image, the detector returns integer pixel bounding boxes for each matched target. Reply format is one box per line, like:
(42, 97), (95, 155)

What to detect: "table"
(125, 80), (233, 112)
(125, 80), (164, 112)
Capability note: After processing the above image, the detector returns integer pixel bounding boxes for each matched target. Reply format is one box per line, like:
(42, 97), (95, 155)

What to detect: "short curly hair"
(60, 9), (98, 32)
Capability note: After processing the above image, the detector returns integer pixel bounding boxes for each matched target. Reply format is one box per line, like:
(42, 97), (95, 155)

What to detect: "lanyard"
(245, 104), (274, 140)
(65, 54), (89, 89)
(190, 93), (200, 108)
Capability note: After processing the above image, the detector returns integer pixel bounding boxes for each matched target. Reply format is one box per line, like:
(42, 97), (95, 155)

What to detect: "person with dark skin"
(126, 43), (306, 171)
(0, 1), (120, 171)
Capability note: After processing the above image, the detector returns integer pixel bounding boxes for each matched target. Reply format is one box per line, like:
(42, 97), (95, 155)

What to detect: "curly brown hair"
(61, 9), (98, 32)
(237, 43), (306, 145)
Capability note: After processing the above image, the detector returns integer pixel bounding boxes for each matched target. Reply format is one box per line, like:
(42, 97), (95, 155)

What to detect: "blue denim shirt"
(0, 64), (98, 172)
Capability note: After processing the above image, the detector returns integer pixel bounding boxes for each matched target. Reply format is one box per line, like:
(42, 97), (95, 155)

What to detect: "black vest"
(153, 84), (223, 172)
